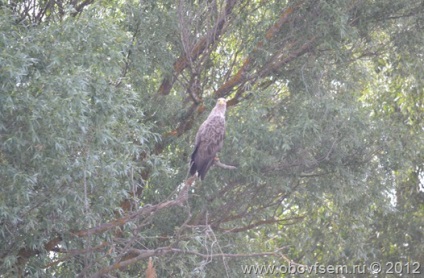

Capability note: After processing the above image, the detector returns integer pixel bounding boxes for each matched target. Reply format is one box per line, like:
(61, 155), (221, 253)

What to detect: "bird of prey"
(189, 98), (227, 180)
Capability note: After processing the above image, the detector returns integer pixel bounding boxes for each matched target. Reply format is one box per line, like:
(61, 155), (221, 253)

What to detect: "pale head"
(216, 98), (227, 108)
(217, 98), (226, 105)
(208, 98), (227, 119)
(215, 98), (227, 114)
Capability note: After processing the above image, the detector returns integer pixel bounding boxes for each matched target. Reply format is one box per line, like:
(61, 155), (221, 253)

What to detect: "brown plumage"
(190, 98), (227, 180)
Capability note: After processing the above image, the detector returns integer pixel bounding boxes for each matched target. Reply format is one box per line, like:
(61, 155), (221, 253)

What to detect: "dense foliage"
(1, 0), (423, 277)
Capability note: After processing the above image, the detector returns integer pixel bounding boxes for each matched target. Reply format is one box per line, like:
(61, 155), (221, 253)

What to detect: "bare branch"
(214, 159), (237, 170)
(158, 0), (238, 95)
(91, 245), (290, 277)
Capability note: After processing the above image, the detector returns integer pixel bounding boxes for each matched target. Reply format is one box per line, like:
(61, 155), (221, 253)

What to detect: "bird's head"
(217, 98), (227, 107)
(213, 98), (227, 115)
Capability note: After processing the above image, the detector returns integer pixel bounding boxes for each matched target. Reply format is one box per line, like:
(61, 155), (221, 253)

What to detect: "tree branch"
(91, 245), (290, 277)
(219, 216), (306, 233)
(214, 159), (237, 170)
(158, 0), (238, 95)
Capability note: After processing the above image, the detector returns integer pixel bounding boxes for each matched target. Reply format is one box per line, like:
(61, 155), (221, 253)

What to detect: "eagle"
(189, 98), (227, 180)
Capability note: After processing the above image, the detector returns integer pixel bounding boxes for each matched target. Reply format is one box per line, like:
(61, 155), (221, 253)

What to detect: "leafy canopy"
(1, 0), (423, 277)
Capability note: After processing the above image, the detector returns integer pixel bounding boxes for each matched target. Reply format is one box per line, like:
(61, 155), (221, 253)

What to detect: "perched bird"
(189, 98), (227, 180)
